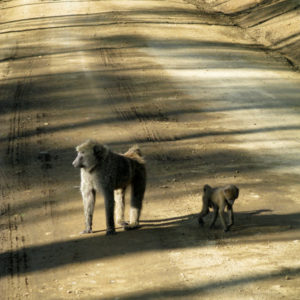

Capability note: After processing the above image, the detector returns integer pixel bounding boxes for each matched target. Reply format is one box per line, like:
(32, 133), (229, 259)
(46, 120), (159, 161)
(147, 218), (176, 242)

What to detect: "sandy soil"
(0, 0), (300, 299)
(194, 0), (300, 69)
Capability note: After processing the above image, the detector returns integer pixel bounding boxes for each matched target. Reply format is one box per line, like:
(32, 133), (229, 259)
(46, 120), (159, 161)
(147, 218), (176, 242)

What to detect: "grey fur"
(73, 140), (146, 235)
(198, 184), (239, 232)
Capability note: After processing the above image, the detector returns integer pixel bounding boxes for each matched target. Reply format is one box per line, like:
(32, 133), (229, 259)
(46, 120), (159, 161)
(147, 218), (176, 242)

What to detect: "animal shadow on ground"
(0, 209), (299, 278)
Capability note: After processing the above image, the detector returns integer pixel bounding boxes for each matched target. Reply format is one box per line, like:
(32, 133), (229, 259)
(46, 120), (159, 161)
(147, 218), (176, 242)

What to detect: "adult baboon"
(72, 140), (146, 235)
(198, 184), (239, 232)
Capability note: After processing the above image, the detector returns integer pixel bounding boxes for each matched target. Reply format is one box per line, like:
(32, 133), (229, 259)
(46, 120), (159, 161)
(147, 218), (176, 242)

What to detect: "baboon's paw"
(124, 224), (141, 231)
(198, 218), (204, 226)
(106, 229), (116, 236)
(117, 220), (129, 227)
(80, 229), (92, 234)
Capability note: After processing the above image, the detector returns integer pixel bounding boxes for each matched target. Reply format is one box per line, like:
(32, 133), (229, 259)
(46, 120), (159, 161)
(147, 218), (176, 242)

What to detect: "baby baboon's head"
(223, 185), (239, 206)
(72, 140), (107, 169)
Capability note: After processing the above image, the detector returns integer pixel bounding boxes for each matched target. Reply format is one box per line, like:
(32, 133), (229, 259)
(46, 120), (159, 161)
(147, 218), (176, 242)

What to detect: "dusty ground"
(0, 0), (300, 299)
(195, 0), (300, 69)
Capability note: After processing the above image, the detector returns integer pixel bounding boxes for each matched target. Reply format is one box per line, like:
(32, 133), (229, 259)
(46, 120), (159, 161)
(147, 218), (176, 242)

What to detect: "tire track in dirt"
(99, 47), (171, 145)
(1, 55), (36, 298)
(8, 211), (30, 299)
(0, 199), (30, 299)
(1, 62), (57, 298)
(1, 19), (62, 298)
(7, 81), (28, 179)
(6, 56), (34, 191)
(36, 111), (58, 227)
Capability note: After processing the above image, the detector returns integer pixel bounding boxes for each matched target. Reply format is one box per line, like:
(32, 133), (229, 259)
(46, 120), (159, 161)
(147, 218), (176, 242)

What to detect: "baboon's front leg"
(114, 188), (128, 227)
(219, 209), (229, 232)
(81, 189), (96, 234)
(104, 188), (116, 235)
(227, 206), (234, 229)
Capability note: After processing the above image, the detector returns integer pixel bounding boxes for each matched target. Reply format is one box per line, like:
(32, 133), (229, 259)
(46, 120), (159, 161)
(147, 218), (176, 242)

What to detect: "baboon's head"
(223, 185), (239, 206)
(72, 140), (108, 169)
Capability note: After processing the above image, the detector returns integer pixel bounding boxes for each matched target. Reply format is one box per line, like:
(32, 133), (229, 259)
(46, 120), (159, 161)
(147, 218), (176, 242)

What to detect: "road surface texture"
(0, 0), (300, 299)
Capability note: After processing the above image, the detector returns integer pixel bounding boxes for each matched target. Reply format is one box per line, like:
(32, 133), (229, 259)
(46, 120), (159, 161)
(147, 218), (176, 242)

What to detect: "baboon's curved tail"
(124, 145), (145, 164)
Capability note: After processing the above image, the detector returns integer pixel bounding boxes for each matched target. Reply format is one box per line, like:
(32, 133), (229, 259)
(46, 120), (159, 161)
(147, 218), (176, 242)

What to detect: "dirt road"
(1, 0), (300, 299)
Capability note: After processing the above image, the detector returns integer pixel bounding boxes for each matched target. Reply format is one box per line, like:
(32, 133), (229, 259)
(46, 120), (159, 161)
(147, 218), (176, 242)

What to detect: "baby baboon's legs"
(218, 209), (228, 232)
(227, 206), (234, 229)
(81, 189), (96, 234)
(103, 188), (115, 235)
(126, 176), (145, 230)
(209, 207), (219, 229)
(114, 188), (127, 226)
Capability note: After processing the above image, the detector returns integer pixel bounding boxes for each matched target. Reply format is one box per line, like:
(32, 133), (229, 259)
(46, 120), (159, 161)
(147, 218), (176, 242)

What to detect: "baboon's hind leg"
(114, 188), (128, 227)
(104, 188), (116, 235)
(198, 204), (209, 226)
(125, 176), (145, 230)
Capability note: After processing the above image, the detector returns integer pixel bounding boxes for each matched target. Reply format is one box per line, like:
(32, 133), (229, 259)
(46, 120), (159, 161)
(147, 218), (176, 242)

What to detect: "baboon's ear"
(93, 145), (102, 156)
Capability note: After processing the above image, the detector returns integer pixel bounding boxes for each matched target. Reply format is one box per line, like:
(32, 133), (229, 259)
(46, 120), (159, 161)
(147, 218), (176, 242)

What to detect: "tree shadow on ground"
(0, 209), (299, 278)
(85, 266), (300, 300)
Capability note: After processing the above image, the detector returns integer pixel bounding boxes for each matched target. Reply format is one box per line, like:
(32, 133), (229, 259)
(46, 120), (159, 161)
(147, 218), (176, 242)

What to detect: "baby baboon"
(198, 184), (239, 232)
(72, 140), (146, 235)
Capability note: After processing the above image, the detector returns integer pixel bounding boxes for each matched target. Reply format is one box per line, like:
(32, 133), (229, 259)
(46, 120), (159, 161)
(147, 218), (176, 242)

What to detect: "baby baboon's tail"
(124, 145), (145, 164)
